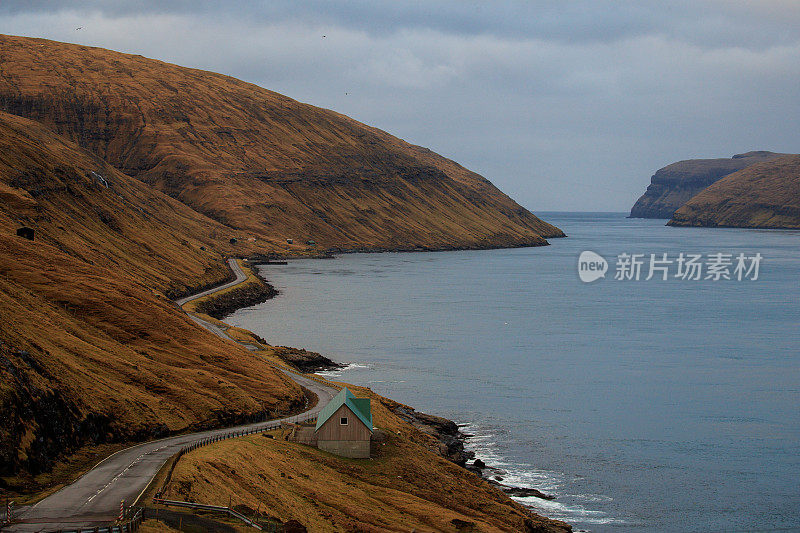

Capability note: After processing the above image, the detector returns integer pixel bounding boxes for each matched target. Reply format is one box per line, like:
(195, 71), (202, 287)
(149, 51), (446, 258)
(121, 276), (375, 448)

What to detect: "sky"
(1, 1), (799, 212)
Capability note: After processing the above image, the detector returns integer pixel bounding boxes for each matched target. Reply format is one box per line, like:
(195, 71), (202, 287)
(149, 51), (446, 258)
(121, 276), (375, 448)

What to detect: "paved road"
(178, 258), (259, 349)
(174, 258), (246, 306)
(7, 259), (338, 532)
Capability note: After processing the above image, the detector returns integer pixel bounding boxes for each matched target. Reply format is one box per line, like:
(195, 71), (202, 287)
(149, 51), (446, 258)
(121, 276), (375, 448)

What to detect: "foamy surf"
(461, 423), (628, 530)
(315, 361), (371, 378)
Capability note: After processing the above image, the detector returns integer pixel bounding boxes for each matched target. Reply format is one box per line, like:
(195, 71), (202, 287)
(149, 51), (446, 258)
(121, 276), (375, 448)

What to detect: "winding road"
(176, 258), (252, 343)
(6, 259), (338, 532)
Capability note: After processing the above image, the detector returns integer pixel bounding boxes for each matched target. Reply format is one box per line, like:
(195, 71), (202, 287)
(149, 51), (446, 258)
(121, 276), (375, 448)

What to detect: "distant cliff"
(629, 151), (786, 219)
(668, 155), (800, 229)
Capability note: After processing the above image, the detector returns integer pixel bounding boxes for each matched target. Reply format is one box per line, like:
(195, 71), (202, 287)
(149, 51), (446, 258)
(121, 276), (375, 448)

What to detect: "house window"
(340, 416), (348, 425)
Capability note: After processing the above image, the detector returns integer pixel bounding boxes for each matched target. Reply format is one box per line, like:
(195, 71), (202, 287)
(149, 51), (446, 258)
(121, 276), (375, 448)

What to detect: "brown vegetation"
(0, 34), (562, 253)
(0, 34), (568, 528)
(0, 110), (302, 492)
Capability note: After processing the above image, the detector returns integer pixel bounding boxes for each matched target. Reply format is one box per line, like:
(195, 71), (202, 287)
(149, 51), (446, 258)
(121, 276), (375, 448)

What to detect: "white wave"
(460, 422), (627, 529)
(316, 362), (372, 377)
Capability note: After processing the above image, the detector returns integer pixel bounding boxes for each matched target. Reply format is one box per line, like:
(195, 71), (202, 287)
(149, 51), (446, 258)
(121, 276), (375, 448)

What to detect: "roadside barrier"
(3, 499), (12, 528)
(150, 498), (281, 531)
(7, 507), (145, 533)
(4, 414), (317, 533)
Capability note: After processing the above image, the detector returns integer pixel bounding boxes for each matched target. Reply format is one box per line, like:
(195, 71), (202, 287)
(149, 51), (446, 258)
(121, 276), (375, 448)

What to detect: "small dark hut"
(16, 227), (34, 241)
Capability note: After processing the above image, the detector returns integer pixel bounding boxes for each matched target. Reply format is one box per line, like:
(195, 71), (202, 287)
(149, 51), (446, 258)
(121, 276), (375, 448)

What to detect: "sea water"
(229, 213), (800, 532)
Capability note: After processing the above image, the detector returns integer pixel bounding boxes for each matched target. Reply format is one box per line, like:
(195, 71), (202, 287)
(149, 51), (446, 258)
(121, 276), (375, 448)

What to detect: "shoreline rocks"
(269, 346), (344, 373)
(388, 403), (554, 502)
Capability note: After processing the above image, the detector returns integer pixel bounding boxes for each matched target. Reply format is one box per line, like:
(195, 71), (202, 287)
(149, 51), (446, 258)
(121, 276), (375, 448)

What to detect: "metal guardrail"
(5, 507), (145, 533)
(152, 498), (271, 531)
(1, 413), (317, 533)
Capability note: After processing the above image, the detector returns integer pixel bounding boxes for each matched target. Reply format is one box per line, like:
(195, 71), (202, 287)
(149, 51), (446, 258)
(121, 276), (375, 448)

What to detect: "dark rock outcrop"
(503, 486), (556, 500)
(630, 151), (786, 219)
(388, 405), (475, 466)
(269, 346), (343, 374)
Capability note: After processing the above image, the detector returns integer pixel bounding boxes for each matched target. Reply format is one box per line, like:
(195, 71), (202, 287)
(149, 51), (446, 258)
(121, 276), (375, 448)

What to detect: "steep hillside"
(668, 155), (800, 229)
(0, 34), (563, 252)
(0, 110), (254, 295)
(0, 110), (304, 491)
(0, 235), (303, 489)
(630, 151), (786, 219)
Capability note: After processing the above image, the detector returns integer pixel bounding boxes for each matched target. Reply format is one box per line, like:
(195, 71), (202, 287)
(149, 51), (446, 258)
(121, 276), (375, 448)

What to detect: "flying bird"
(75, 27), (83, 30)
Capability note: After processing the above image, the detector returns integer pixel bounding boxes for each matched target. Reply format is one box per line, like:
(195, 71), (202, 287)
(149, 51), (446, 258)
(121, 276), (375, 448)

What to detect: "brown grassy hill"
(0, 110), (304, 492)
(0, 235), (303, 490)
(629, 151), (786, 219)
(668, 155), (800, 229)
(160, 384), (571, 533)
(0, 110), (252, 296)
(0, 34), (563, 252)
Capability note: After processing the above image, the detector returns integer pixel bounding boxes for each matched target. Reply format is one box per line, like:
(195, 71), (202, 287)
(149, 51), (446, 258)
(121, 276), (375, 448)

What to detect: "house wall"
(317, 439), (370, 459)
(316, 404), (371, 458)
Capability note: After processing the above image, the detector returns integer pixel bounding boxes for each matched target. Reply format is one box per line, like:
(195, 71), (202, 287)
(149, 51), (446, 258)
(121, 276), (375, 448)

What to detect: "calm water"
(230, 213), (800, 532)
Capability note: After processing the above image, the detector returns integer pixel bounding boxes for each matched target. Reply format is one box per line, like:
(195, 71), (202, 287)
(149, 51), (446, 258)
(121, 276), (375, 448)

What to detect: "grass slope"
(0, 34), (563, 253)
(0, 111), (303, 492)
(0, 110), (264, 295)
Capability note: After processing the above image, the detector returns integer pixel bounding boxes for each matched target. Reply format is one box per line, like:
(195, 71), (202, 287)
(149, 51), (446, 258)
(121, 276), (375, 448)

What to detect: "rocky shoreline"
(266, 345), (344, 374)
(387, 403), (555, 502)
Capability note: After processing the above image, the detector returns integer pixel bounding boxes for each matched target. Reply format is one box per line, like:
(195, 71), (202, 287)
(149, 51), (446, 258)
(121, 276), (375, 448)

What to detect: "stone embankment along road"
(8, 259), (338, 532)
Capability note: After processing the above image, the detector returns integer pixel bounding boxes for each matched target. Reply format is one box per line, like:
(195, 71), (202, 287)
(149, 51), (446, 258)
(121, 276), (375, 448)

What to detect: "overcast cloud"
(1, 1), (798, 211)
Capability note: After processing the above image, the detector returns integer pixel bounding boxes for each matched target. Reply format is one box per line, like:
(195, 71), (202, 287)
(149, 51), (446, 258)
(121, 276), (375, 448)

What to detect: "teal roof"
(315, 388), (372, 432)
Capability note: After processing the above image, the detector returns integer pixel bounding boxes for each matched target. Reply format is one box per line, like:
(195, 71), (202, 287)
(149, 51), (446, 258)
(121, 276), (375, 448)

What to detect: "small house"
(16, 227), (34, 241)
(314, 388), (372, 458)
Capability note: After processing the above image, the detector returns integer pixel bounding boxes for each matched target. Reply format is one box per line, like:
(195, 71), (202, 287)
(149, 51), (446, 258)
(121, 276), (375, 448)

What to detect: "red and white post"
(118, 499), (125, 522)
(5, 499), (11, 524)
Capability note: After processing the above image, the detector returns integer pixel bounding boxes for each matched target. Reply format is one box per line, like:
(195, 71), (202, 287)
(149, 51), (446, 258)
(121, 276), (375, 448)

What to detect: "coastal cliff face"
(668, 155), (800, 229)
(629, 151), (785, 219)
(0, 34), (563, 252)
